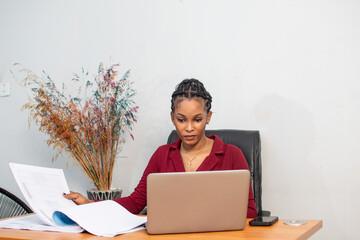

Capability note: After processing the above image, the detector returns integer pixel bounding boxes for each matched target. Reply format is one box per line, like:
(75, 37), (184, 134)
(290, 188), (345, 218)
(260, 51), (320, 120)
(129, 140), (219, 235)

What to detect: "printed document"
(0, 163), (147, 237)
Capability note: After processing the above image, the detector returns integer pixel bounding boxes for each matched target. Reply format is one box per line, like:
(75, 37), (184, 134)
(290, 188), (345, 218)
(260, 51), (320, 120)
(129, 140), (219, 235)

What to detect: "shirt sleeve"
(229, 145), (258, 218)
(112, 146), (163, 214)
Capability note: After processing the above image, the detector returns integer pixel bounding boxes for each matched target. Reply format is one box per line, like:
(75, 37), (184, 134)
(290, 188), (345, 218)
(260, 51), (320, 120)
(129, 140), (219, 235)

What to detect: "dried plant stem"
(19, 63), (138, 190)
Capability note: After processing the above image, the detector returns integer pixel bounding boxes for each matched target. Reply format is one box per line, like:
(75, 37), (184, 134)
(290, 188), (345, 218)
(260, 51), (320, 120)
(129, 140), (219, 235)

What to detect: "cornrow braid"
(171, 78), (212, 113)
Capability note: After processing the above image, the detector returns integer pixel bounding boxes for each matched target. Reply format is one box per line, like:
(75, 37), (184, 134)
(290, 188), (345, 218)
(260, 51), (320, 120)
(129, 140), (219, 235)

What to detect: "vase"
(87, 188), (122, 200)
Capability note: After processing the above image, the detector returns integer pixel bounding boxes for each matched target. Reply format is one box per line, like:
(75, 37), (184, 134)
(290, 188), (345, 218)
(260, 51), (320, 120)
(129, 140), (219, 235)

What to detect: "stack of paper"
(0, 163), (147, 237)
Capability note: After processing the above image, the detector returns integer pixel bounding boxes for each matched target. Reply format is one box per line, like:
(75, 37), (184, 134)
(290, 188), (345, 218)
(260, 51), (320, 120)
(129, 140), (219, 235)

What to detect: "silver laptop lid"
(146, 170), (250, 234)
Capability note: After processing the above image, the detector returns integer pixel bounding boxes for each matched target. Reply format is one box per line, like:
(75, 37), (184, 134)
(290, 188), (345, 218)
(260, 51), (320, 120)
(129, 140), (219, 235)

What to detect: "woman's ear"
(170, 112), (175, 125)
(206, 111), (212, 124)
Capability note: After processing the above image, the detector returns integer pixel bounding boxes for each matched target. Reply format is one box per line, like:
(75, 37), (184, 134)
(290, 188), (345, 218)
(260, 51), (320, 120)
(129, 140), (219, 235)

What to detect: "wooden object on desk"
(0, 217), (322, 240)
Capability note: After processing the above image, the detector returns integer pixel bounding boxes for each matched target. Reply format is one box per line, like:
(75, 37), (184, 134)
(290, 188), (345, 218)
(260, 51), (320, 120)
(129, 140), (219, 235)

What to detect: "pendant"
(187, 162), (191, 166)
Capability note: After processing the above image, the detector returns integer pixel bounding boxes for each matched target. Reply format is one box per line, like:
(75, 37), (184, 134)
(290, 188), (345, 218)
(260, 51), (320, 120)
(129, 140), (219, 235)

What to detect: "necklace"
(181, 138), (208, 166)
(187, 155), (197, 166)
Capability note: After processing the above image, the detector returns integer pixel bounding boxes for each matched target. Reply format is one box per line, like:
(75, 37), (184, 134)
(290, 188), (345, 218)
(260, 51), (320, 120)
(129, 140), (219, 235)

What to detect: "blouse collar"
(169, 135), (225, 155)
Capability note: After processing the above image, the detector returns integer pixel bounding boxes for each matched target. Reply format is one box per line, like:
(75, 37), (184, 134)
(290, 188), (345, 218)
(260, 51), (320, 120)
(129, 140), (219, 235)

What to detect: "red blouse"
(113, 135), (258, 218)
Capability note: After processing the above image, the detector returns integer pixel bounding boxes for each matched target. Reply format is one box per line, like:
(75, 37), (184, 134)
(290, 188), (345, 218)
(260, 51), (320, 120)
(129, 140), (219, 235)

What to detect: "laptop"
(146, 170), (250, 234)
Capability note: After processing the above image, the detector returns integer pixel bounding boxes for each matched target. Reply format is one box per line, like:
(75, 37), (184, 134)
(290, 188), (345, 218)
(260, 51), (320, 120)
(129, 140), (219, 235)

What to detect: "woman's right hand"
(63, 191), (94, 205)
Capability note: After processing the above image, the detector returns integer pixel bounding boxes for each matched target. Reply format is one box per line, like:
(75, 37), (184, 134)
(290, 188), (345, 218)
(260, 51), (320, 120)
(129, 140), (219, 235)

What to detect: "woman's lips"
(184, 135), (196, 140)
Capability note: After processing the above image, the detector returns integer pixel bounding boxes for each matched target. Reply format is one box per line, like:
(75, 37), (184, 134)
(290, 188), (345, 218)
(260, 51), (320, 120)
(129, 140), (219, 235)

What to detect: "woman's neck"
(180, 136), (214, 172)
(181, 136), (208, 153)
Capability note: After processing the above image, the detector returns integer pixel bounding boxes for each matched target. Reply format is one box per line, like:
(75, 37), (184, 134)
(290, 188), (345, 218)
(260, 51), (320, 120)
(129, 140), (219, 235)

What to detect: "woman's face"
(171, 97), (212, 147)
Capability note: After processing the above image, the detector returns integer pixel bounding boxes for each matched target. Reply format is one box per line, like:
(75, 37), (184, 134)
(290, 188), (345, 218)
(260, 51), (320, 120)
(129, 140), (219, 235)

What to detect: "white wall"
(1, 0), (359, 239)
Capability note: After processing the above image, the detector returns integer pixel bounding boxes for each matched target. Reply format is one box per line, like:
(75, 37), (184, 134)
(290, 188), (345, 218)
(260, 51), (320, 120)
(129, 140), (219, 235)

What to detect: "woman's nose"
(186, 121), (194, 132)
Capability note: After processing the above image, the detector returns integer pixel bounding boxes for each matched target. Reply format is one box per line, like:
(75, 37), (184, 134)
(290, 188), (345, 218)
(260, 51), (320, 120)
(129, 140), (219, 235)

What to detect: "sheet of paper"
(8, 163), (146, 237)
(9, 163), (79, 227)
(53, 200), (147, 237)
(0, 214), (83, 233)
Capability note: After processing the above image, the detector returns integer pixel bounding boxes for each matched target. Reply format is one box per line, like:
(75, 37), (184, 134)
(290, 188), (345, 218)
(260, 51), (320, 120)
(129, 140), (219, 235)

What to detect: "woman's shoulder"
(224, 142), (243, 152)
(211, 135), (249, 169)
(223, 144), (245, 160)
(154, 140), (180, 153)
(155, 144), (172, 151)
(211, 135), (244, 154)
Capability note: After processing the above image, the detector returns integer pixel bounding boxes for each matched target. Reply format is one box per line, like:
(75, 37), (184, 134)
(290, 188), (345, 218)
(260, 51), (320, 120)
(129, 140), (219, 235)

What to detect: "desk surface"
(0, 218), (322, 240)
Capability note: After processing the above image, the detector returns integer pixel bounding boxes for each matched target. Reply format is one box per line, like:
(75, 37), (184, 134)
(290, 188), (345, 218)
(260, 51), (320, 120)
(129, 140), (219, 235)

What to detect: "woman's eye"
(195, 118), (203, 122)
(177, 119), (185, 123)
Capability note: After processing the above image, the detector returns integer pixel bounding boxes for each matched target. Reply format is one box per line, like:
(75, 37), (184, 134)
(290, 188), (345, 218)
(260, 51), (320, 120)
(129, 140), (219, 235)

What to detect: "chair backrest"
(167, 129), (263, 215)
(0, 187), (33, 219)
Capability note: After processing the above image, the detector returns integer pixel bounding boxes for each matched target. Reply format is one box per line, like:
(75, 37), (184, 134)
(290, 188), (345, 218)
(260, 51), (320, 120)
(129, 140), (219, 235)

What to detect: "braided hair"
(171, 79), (212, 113)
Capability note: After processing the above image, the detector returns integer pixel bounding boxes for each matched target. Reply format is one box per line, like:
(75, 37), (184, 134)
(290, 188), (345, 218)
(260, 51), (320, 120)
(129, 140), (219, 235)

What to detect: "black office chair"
(167, 129), (270, 217)
(0, 187), (33, 219)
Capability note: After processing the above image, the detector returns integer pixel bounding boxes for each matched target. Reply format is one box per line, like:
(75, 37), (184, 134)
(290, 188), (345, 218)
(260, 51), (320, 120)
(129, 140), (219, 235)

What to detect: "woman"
(64, 79), (258, 218)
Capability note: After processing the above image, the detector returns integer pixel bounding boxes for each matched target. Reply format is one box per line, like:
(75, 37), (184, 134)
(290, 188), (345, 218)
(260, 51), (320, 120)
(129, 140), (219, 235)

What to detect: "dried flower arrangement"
(16, 62), (138, 190)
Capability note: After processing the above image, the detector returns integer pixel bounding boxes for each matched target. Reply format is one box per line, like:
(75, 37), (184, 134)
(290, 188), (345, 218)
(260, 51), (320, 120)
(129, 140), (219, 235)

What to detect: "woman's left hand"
(63, 191), (94, 205)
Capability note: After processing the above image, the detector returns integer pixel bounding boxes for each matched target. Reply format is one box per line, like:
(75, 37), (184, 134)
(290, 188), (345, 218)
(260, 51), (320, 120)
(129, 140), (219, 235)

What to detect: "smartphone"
(249, 216), (279, 226)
